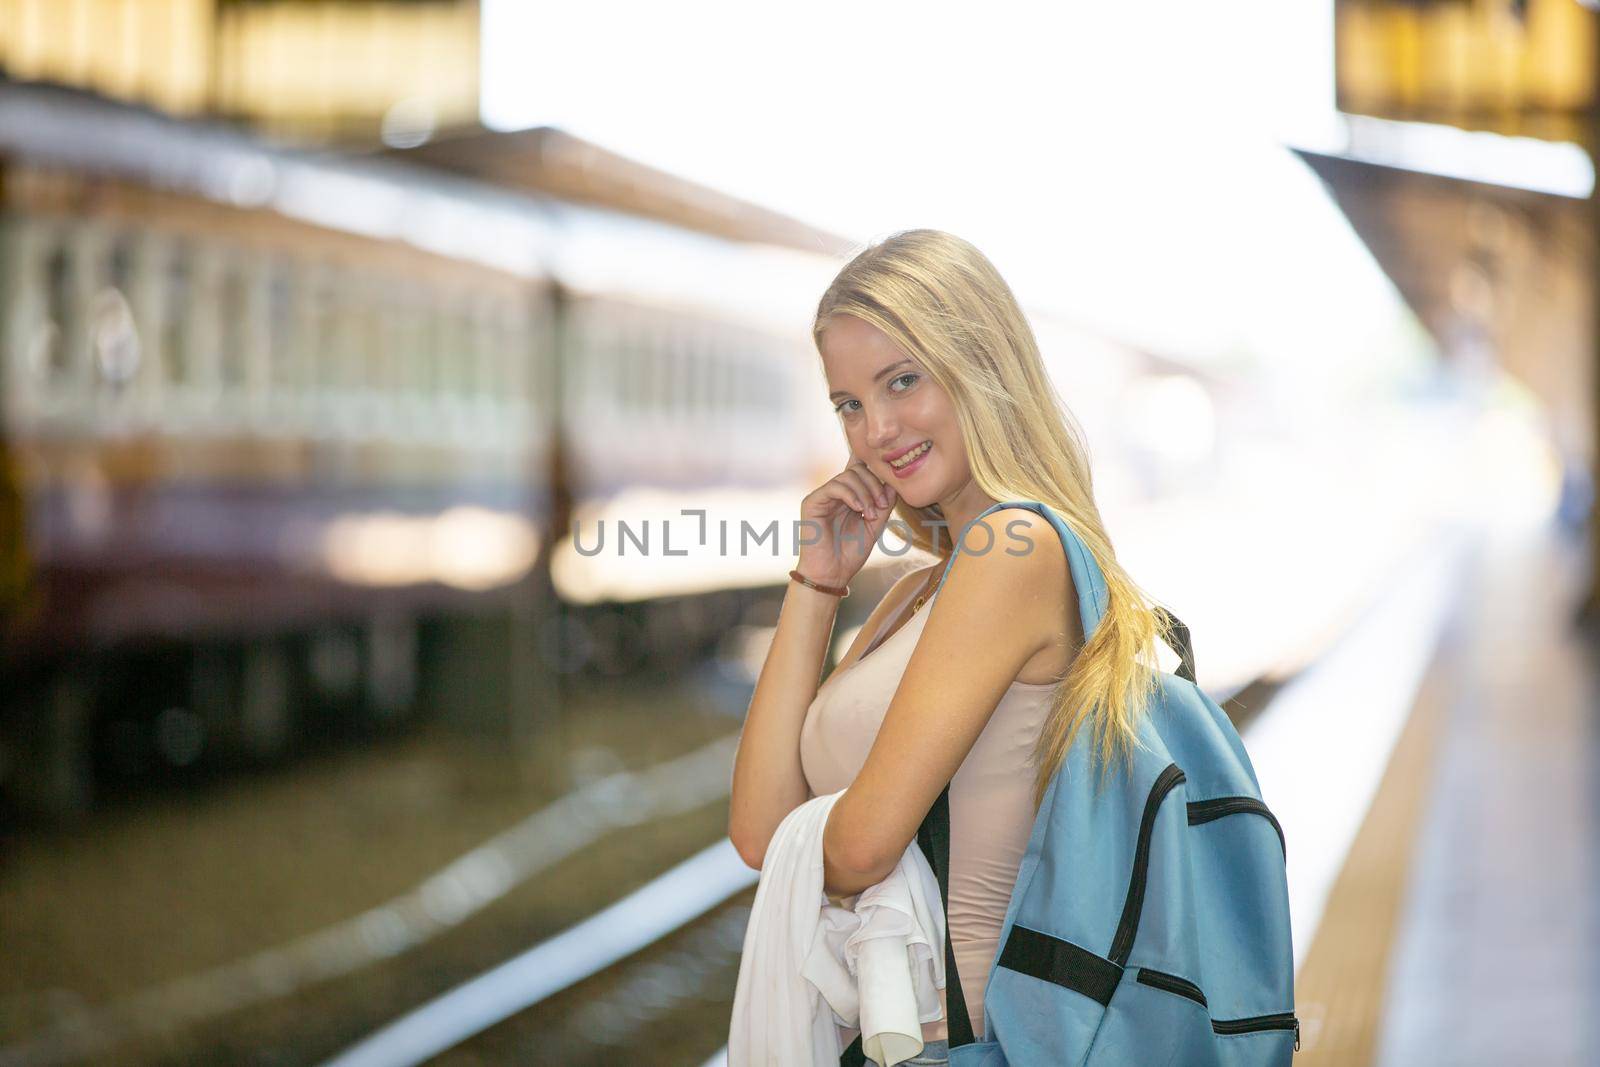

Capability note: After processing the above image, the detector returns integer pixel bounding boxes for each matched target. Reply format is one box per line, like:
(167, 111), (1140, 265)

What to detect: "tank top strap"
(858, 564), (941, 662)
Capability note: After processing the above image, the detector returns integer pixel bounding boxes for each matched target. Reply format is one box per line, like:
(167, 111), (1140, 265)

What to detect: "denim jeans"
(901, 1038), (950, 1065)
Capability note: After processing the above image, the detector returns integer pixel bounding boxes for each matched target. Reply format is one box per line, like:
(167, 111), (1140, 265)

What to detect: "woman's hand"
(795, 459), (899, 589)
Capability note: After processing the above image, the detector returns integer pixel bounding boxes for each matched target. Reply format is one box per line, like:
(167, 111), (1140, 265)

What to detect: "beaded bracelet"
(788, 568), (849, 598)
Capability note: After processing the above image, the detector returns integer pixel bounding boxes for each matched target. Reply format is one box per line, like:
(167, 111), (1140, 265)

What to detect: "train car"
(0, 79), (846, 816)
(0, 77), (1203, 820)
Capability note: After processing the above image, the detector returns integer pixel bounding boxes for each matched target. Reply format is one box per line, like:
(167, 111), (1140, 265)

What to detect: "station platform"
(1292, 517), (1599, 1066)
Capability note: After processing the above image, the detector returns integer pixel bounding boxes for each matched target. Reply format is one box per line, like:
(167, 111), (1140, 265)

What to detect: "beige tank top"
(798, 580), (1058, 1045)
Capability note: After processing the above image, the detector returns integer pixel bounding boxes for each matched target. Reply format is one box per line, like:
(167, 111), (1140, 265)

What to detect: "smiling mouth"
(888, 440), (932, 470)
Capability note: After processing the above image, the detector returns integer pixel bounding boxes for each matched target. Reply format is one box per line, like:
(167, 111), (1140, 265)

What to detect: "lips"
(886, 440), (932, 478)
(883, 440), (931, 463)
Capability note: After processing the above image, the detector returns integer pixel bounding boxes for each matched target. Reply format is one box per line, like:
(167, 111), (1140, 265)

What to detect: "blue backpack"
(840, 499), (1297, 1067)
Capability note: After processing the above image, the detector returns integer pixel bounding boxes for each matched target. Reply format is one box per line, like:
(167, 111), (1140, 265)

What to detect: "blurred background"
(0, 1), (1592, 1064)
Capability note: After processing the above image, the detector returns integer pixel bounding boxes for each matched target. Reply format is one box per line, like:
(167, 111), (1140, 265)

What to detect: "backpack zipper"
(1140, 971), (1301, 1051)
(1108, 763), (1186, 966)
(1135, 967), (1207, 1008)
(1212, 1011), (1301, 1050)
(1110, 769), (1298, 1052)
(1186, 795), (1287, 857)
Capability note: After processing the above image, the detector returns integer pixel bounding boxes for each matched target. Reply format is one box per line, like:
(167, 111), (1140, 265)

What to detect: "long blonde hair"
(812, 228), (1177, 810)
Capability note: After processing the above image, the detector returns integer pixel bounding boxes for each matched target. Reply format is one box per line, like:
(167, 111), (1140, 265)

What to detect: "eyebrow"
(828, 359), (915, 402)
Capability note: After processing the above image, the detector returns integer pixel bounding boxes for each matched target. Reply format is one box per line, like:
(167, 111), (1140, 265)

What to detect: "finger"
(865, 465), (894, 507)
(826, 480), (869, 516)
(847, 459), (890, 505)
(867, 499), (896, 538)
(839, 467), (887, 513)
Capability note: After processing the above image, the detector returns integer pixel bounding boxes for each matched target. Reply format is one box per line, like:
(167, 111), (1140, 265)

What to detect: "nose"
(864, 405), (899, 451)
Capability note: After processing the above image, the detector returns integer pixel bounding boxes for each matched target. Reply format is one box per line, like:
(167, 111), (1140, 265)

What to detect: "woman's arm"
(727, 564), (931, 870)
(822, 510), (1071, 897)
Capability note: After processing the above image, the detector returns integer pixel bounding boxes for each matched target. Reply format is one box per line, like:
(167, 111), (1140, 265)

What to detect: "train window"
(610, 314), (627, 408)
(656, 328), (672, 416)
(583, 314), (608, 408)
(716, 350), (731, 414)
(609, 318), (628, 410)
(729, 342), (753, 413)
(746, 351), (766, 414)
(725, 351), (742, 413)
(405, 293), (433, 397)
(726, 360), (743, 411)
(498, 301), (526, 409)
(487, 299), (512, 403)
(691, 339), (708, 418)
(684, 337), (700, 416)
(478, 304), (498, 400)
(683, 338), (700, 419)
(674, 337), (689, 418)
(700, 349), (716, 414)
(266, 264), (295, 393)
(375, 291), (403, 399)
(658, 330), (675, 416)
(749, 361), (768, 413)
(630, 314), (650, 412)
(108, 236), (134, 294)
(422, 304), (442, 397)
(636, 324), (654, 411)
(464, 303), (482, 401)
(90, 287), (140, 390)
(335, 278), (364, 394)
(427, 300), (446, 399)
(356, 288), (382, 396)
(313, 276), (340, 392)
(405, 297), (426, 400)
(219, 260), (249, 390)
(431, 304), (453, 397)
(95, 236), (142, 391)
(355, 288), (379, 396)
(566, 312), (595, 411)
(289, 267), (321, 402)
(649, 320), (668, 413)
(389, 289), (413, 396)
(434, 304), (453, 397)
(40, 241), (72, 384)
(618, 321), (639, 411)
(530, 305), (547, 412)
(757, 352), (785, 416)
(658, 321), (677, 415)
(702, 343), (719, 418)
(455, 301), (474, 398)
(435, 305), (455, 396)
(446, 306), (472, 397)
(163, 245), (192, 387)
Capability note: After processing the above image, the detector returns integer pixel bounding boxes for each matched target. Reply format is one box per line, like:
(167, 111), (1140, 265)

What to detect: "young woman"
(728, 229), (1173, 1063)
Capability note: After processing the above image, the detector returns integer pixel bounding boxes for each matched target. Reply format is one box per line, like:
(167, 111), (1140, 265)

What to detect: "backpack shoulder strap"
(920, 785), (976, 1045)
(929, 500), (1110, 641)
(838, 784), (972, 1066)
(931, 500), (1196, 684)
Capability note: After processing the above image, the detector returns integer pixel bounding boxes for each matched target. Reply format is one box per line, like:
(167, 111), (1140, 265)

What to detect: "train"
(0, 77), (1190, 818)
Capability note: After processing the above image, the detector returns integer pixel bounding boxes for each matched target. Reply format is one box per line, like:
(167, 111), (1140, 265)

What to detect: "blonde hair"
(812, 228), (1178, 809)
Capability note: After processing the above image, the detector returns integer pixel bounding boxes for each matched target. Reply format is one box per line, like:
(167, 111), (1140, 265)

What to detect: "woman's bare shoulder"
(930, 508), (1078, 684)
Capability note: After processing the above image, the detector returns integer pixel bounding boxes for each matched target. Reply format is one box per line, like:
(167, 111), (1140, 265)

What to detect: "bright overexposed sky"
(480, 0), (1420, 383)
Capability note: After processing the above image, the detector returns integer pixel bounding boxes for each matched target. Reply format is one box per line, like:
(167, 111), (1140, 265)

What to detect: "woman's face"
(818, 314), (965, 508)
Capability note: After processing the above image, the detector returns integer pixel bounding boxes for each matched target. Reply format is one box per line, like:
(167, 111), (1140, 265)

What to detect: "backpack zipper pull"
(1294, 1017), (1302, 1052)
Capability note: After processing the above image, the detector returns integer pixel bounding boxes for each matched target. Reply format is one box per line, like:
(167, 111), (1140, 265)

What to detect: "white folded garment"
(728, 791), (947, 1067)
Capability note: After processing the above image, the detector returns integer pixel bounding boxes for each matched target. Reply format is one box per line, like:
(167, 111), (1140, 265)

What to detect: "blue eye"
(832, 372), (918, 416)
